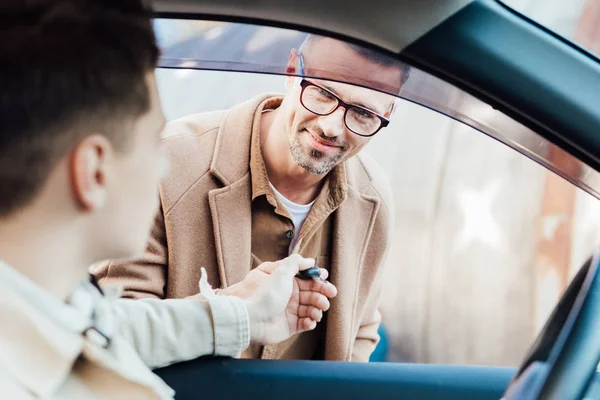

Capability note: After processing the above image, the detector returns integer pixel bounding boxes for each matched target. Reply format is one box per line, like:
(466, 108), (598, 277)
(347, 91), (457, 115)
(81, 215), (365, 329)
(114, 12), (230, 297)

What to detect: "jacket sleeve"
(107, 295), (250, 369)
(92, 207), (168, 299)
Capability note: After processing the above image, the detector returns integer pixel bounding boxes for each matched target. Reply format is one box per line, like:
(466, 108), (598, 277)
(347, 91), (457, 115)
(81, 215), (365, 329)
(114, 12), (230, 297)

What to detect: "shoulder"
(345, 152), (394, 217)
(160, 109), (228, 161)
(161, 109), (228, 142)
(158, 109), (229, 211)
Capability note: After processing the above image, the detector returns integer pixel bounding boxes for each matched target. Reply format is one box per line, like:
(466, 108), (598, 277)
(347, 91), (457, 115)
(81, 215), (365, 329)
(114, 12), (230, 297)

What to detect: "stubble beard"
(289, 130), (345, 175)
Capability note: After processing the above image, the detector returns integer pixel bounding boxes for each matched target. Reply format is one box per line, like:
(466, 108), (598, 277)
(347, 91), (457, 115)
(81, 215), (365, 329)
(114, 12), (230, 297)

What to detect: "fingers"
(255, 261), (277, 274)
(297, 277), (338, 299)
(299, 291), (330, 311)
(280, 253), (315, 275)
(294, 255), (316, 272)
(298, 305), (323, 322)
(257, 255), (315, 276)
(267, 262), (297, 293)
(320, 268), (329, 280)
(298, 317), (317, 333)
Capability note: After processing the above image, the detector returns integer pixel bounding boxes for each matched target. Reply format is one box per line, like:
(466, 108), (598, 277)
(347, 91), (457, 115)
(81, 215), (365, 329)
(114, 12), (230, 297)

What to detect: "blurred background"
(152, 0), (600, 366)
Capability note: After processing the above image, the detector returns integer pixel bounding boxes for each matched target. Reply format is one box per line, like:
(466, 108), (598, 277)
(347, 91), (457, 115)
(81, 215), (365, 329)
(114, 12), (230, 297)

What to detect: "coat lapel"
(325, 189), (380, 361)
(207, 94), (280, 287)
(208, 179), (253, 287)
(207, 96), (266, 287)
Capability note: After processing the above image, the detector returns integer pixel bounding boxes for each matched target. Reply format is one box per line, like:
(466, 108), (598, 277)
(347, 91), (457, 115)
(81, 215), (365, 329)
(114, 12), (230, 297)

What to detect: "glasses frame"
(297, 53), (390, 137)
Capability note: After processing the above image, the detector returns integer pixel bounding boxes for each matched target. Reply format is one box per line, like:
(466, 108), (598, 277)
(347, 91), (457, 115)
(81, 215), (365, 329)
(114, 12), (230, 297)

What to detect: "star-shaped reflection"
(455, 182), (503, 252)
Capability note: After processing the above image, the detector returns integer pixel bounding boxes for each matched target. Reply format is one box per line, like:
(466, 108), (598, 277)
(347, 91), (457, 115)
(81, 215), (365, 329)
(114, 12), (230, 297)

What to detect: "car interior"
(149, 0), (600, 399)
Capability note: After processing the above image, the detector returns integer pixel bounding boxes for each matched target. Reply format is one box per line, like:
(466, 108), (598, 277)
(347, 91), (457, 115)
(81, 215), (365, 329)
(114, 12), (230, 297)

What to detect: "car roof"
(153, 0), (600, 175)
(153, 0), (474, 53)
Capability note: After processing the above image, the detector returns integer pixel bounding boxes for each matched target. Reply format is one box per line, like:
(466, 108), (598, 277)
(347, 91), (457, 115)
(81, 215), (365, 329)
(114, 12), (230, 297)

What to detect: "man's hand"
(220, 254), (337, 345)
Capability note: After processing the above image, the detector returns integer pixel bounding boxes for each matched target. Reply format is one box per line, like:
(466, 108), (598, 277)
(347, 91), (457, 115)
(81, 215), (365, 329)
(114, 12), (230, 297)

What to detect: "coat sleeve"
(92, 207), (168, 299)
(106, 294), (250, 369)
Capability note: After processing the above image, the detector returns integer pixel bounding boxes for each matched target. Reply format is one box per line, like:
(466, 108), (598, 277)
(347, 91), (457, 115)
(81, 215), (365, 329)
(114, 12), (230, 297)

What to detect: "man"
(0, 1), (335, 398)
(95, 34), (409, 361)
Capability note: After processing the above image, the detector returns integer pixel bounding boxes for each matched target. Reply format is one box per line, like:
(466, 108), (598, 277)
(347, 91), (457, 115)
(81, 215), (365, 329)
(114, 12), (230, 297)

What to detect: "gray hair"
(298, 34), (411, 86)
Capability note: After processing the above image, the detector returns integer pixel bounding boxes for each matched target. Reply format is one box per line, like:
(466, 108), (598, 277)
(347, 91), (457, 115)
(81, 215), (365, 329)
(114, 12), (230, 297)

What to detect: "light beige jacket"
(0, 264), (249, 399)
(94, 94), (395, 362)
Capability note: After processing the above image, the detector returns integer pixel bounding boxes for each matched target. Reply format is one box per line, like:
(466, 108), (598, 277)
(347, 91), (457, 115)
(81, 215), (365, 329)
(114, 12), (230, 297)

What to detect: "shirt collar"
(249, 98), (348, 207)
(250, 96), (283, 204)
(0, 263), (110, 398)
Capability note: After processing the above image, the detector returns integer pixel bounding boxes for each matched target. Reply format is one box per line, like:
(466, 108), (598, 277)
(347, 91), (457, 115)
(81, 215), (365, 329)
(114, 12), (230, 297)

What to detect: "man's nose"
(318, 107), (346, 139)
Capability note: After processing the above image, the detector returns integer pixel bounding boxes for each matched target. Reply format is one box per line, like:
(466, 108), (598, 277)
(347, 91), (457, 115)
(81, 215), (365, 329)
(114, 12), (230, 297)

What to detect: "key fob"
(296, 266), (321, 280)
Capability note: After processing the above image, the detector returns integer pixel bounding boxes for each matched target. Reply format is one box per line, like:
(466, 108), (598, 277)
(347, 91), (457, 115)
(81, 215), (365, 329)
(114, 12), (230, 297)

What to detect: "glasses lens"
(346, 107), (381, 136)
(301, 85), (338, 115)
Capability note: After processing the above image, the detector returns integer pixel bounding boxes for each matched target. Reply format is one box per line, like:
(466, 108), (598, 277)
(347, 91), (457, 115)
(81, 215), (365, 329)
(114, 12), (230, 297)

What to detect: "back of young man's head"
(0, 0), (167, 265)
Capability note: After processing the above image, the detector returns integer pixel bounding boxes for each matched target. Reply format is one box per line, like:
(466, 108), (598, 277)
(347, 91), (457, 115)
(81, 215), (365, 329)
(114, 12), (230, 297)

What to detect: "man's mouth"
(304, 129), (341, 153)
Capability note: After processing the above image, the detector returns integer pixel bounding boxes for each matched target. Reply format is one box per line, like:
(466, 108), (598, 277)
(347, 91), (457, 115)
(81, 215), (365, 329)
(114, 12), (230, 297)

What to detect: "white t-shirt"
(269, 182), (315, 254)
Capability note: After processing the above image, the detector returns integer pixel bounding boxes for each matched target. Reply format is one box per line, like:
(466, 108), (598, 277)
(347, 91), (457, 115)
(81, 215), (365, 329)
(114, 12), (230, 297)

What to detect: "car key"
(296, 265), (321, 280)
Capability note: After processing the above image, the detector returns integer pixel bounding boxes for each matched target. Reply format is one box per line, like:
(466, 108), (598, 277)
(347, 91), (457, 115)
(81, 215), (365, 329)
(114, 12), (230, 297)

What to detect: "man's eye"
(317, 88), (334, 99)
(354, 108), (375, 119)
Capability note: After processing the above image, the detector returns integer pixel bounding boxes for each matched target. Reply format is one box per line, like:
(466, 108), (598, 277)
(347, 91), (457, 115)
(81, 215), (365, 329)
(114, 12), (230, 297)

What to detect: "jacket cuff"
(206, 295), (250, 356)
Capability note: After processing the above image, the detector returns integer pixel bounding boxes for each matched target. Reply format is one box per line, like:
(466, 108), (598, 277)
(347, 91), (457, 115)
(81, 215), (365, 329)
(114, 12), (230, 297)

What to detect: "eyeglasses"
(297, 54), (390, 137)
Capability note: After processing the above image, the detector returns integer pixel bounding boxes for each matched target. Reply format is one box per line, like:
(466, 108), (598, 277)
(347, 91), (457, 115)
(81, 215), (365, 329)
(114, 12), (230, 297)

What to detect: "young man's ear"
(285, 48), (299, 90)
(69, 135), (111, 212)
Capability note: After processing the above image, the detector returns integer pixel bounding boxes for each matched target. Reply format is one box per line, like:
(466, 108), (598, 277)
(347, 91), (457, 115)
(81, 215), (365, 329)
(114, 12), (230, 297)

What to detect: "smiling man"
(95, 34), (410, 361)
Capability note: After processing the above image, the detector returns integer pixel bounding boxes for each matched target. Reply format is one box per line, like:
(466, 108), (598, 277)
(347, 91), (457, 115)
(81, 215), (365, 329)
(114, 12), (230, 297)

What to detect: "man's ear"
(285, 48), (299, 90)
(384, 99), (398, 119)
(69, 135), (111, 212)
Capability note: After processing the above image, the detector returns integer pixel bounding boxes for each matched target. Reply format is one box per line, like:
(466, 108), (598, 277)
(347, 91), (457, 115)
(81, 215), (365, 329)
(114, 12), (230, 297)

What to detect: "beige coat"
(94, 94), (395, 362)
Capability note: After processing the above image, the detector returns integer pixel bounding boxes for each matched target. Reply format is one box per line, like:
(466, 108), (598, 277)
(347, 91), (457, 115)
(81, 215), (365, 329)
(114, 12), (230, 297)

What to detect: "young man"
(95, 34), (410, 361)
(0, 2), (335, 398)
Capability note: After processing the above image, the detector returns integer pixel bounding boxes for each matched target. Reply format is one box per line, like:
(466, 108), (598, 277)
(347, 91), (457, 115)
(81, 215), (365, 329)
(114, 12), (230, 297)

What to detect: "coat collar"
(210, 93), (283, 187)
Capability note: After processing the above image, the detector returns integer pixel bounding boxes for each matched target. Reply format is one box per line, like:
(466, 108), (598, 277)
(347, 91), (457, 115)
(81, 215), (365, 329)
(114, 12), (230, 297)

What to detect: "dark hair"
(299, 34), (411, 86)
(0, 0), (159, 216)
